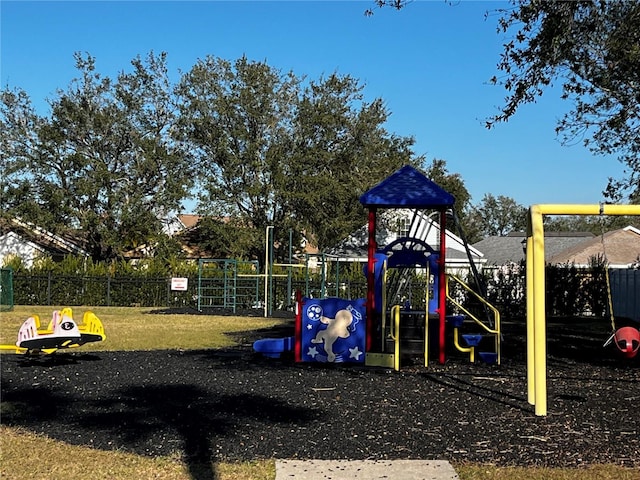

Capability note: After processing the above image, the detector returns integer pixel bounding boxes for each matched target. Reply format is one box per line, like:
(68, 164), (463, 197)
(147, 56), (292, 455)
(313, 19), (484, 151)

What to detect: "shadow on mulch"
(1, 316), (638, 475)
(499, 315), (640, 367)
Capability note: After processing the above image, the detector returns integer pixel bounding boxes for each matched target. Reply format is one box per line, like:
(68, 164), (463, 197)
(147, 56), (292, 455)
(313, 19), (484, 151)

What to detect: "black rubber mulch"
(1, 318), (638, 472)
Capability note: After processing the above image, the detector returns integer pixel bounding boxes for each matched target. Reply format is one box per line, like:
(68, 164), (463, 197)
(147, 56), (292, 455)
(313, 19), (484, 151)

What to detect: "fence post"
(47, 271), (52, 306)
(107, 275), (111, 306)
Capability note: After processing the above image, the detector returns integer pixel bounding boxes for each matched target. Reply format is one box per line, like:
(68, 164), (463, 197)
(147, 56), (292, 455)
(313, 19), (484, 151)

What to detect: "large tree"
(177, 56), (418, 257)
(1, 52), (195, 260)
(176, 56), (301, 259)
(280, 73), (418, 252)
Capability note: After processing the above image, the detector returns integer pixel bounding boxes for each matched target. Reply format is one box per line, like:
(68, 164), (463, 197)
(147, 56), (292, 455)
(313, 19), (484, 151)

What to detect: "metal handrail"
(453, 327), (474, 362)
(446, 274), (501, 364)
(390, 304), (401, 371)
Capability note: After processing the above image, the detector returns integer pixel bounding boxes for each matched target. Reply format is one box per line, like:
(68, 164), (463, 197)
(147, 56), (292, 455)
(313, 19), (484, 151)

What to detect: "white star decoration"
(349, 346), (362, 360)
(306, 323), (313, 330)
(307, 346), (318, 358)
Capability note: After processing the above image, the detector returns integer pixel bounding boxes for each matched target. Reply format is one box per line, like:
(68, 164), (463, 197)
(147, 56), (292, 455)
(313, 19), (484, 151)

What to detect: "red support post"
(366, 208), (377, 352)
(294, 289), (302, 362)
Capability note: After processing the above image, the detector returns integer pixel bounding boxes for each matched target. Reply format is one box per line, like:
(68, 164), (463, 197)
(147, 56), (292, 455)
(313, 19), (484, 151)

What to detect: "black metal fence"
(13, 274), (198, 308)
(10, 273), (362, 312)
(11, 267), (631, 319)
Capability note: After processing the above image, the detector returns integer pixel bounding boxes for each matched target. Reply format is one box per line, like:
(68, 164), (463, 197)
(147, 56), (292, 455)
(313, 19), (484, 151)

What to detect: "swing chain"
(599, 203), (616, 340)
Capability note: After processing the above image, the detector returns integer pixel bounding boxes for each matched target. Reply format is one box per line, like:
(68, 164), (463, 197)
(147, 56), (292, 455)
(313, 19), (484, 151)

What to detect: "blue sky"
(1, 0), (626, 210)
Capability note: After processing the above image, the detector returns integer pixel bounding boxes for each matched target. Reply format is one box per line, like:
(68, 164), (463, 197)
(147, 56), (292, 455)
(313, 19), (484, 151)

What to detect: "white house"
(0, 231), (47, 268)
(0, 217), (88, 268)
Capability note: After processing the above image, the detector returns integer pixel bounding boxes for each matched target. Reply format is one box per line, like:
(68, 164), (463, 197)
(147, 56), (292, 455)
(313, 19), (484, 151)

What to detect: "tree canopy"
(2, 52), (421, 261)
(1, 52), (195, 260)
(370, 0), (640, 203)
(487, 0), (640, 203)
(473, 193), (527, 237)
(176, 56), (419, 259)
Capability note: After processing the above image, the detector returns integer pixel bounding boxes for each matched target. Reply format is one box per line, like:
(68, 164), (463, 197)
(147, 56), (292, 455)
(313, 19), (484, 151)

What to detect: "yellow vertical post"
(531, 207), (547, 415)
(526, 213), (535, 405)
(393, 305), (400, 372)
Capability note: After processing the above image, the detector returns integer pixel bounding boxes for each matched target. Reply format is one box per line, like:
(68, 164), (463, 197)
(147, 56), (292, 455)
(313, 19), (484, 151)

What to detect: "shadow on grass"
(1, 382), (320, 480)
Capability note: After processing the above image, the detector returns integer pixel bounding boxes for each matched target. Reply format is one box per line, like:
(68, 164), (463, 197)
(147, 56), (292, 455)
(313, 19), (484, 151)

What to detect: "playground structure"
(0, 307), (106, 354)
(255, 167), (640, 418)
(196, 246), (357, 316)
(255, 165), (502, 369)
(197, 259), (261, 312)
(526, 203), (640, 416)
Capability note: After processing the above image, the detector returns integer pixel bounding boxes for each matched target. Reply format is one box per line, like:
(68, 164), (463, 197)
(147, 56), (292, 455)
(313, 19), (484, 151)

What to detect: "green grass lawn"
(0, 306), (636, 480)
(0, 305), (283, 352)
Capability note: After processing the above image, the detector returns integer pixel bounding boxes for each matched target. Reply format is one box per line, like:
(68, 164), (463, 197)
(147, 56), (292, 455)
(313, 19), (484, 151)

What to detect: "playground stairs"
(446, 313), (500, 365)
(384, 310), (500, 365)
(383, 310), (429, 356)
(444, 274), (501, 365)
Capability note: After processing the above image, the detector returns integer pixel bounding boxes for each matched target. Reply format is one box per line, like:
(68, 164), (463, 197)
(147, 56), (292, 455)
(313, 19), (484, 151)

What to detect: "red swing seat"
(614, 326), (640, 359)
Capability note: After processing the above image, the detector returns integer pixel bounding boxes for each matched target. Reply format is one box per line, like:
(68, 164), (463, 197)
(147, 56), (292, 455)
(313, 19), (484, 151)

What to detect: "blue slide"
(253, 336), (295, 358)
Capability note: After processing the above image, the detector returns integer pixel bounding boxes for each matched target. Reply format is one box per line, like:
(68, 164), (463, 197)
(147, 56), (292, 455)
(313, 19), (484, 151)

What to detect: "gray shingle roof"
(473, 232), (596, 266)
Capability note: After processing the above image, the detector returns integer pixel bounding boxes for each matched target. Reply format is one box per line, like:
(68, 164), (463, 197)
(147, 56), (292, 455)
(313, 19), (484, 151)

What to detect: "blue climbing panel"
(300, 297), (366, 364)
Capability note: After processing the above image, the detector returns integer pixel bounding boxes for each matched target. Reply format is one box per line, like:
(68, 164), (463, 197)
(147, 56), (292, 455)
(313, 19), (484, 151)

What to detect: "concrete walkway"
(275, 459), (459, 479)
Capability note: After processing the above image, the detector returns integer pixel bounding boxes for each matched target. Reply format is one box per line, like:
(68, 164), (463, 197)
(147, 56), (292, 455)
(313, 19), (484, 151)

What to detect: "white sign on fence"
(171, 277), (189, 291)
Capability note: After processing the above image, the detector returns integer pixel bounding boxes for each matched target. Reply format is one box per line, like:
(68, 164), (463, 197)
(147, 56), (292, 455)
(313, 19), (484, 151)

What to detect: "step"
(384, 323), (426, 336)
(385, 325), (426, 337)
(478, 351), (498, 364)
(387, 313), (427, 327)
(446, 314), (465, 328)
(385, 338), (425, 354)
(461, 334), (483, 347)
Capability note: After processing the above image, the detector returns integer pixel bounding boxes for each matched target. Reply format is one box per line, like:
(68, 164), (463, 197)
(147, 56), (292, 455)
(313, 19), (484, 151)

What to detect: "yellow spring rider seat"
(2, 307), (106, 354)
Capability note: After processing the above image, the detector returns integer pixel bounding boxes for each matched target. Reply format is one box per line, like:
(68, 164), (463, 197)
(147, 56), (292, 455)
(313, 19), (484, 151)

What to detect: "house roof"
(359, 165), (455, 209)
(547, 226), (640, 267)
(473, 231), (596, 266)
(177, 214), (202, 229)
(0, 231), (46, 254)
(0, 217), (88, 257)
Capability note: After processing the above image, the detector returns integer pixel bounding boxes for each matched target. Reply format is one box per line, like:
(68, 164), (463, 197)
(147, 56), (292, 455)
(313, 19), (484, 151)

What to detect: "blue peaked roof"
(359, 165), (455, 209)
